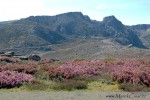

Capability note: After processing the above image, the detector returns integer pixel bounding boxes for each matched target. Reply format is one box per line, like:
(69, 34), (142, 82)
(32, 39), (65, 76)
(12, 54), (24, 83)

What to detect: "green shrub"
(52, 80), (87, 91)
(34, 71), (50, 80)
(25, 79), (52, 91)
(119, 82), (147, 92)
(56, 74), (63, 81)
(73, 76), (97, 82)
(73, 75), (113, 84)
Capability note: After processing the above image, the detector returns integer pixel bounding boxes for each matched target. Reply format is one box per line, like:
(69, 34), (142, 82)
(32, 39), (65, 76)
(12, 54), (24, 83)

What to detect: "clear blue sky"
(0, 0), (150, 25)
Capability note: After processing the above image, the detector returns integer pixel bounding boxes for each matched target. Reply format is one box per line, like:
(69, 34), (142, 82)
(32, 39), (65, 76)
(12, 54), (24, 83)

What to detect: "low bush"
(118, 82), (147, 92)
(50, 61), (106, 79)
(0, 71), (33, 88)
(25, 79), (52, 91)
(0, 57), (20, 63)
(34, 71), (50, 80)
(73, 74), (113, 84)
(1, 61), (39, 74)
(52, 80), (87, 91)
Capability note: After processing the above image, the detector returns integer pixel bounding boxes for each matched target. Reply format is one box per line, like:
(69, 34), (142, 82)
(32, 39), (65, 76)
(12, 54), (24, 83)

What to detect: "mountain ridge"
(0, 12), (149, 54)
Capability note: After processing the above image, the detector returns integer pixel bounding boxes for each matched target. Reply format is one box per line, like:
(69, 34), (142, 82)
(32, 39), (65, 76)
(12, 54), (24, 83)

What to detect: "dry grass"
(88, 81), (121, 92)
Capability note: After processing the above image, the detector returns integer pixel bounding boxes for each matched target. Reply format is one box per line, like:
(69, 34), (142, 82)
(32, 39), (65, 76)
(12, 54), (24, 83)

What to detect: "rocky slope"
(0, 12), (149, 54)
(128, 24), (150, 48)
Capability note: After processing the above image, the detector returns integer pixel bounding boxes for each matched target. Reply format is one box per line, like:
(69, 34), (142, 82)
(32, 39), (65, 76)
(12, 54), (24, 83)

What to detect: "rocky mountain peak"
(58, 12), (83, 17)
(103, 15), (124, 31)
(56, 12), (91, 21)
(103, 15), (117, 22)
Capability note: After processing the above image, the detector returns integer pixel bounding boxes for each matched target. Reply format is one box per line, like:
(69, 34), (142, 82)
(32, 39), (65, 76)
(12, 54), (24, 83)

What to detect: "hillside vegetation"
(0, 57), (150, 92)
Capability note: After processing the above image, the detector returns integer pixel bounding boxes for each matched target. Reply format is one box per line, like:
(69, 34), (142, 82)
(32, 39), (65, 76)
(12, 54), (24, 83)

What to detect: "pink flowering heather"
(0, 57), (20, 63)
(111, 59), (150, 86)
(42, 59), (150, 86)
(0, 71), (34, 88)
(0, 61), (39, 74)
(44, 60), (109, 79)
(1, 57), (150, 87)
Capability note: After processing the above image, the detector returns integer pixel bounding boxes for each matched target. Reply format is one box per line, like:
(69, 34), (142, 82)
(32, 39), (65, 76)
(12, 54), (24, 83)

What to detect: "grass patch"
(102, 57), (117, 62)
(25, 79), (54, 91)
(73, 76), (99, 83)
(34, 71), (50, 81)
(88, 81), (121, 91)
(73, 58), (85, 62)
(73, 74), (113, 83)
(0, 86), (27, 92)
(51, 61), (64, 66)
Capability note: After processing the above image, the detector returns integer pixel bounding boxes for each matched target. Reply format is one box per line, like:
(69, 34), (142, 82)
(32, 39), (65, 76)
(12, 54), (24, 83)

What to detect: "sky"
(0, 0), (150, 25)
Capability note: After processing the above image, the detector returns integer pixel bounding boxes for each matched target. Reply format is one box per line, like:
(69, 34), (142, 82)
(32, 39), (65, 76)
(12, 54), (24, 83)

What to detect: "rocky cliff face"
(0, 12), (148, 53)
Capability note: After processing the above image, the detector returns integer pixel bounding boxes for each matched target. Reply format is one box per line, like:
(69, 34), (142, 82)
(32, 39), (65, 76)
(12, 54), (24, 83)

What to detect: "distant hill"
(0, 12), (149, 54)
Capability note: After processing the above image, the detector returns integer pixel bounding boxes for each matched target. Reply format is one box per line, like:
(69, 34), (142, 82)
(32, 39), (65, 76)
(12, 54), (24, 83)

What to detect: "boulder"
(4, 51), (15, 57)
(19, 56), (29, 60)
(28, 54), (41, 61)
(0, 52), (4, 54)
(128, 44), (133, 48)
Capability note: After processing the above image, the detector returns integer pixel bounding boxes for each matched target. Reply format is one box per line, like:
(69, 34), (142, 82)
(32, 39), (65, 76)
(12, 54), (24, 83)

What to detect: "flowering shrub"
(111, 59), (150, 86)
(0, 71), (33, 88)
(41, 59), (150, 87)
(55, 61), (103, 78)
(0, 57), (20, 63)
(1, 61), (39, 74)
(0, 57), (150, 88)
(41, 61), (110, 79)
(39, 63), (59, 80)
